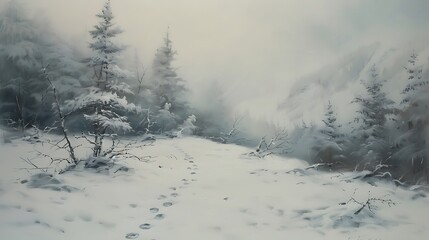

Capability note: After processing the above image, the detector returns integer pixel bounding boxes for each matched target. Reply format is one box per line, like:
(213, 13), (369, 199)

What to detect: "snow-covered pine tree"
(64, 0), (138, 157)
(87, 0), (131, 94)
(151, 29), (188, 120)
(320, 101), (342, 140)
(394, 52), (429, 183)
(312, 101), (344, 164)
(351, 65), (395, 170)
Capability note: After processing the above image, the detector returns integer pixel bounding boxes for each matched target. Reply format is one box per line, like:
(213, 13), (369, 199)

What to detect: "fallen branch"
(248, 129), (290, 158)
(339, 190), (395, 215)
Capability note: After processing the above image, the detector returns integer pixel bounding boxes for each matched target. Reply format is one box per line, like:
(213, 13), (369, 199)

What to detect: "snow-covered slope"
(279, 42), (429, 124)
(0, 135), (428, 240)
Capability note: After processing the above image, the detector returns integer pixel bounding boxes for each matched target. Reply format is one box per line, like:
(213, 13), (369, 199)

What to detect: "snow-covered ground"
(0, 133), (428, 240)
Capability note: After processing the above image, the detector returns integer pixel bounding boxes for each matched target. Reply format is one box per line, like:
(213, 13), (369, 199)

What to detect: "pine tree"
(320, 101), (342, 141)
(0, 0), (44, 129)
(0, 0), (84, 129)
(151, 29), (188, 119)
(400, 52), (426, 105)
(87, 0), (131, 94)
(312, 101), (344, 164)
(394, 52), (429, 183)
(352, 65), (395, 169)
(65, 0), (138, 157)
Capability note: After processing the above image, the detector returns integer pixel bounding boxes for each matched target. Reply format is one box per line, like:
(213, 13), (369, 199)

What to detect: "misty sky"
(2, 0), (429, 119)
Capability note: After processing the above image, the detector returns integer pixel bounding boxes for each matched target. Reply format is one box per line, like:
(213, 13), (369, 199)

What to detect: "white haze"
(2, 0), (429, 123)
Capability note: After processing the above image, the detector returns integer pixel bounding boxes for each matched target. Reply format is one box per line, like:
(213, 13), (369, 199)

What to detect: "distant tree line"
(286, 55), (429, 185)
(0, 0), (197, 139)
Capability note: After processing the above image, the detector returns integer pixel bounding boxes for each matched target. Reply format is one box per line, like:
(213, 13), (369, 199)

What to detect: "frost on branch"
(84, 112), (131, 133)
(248, 129), (290, 158)
(63, 87), (139, 114)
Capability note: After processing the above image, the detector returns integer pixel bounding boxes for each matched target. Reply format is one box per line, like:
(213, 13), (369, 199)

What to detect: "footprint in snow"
(150, 208), (159, 213)
(171, 192), (179, 197)
(139, 223), (151, 230)
(190, 172), (196, 175)
(154, 214), (165, 220)
(163, 202), (173, 207)
(157, 195), (167, 200)
(125, 233), (139, 239)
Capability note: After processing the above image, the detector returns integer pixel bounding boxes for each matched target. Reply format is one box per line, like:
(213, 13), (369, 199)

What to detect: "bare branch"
(42, 66), (78, 165)
(248, 129), (290, 158)
(20, 157), (47, 172)
(136, 64), (146, 95)
(339, 190), (395, 215)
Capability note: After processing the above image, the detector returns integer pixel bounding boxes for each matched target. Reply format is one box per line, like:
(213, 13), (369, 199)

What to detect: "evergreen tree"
(87, 0), (131, 94)
(0, 0), (46, 129)
(312, 101), (344, 164)
(400, 52), (426, 105)
(320, 101), (342, 141)
(394, 52), (429, 183)
(0, 0), (84, 129)
(151, 29), (188, 119)
(351, 65), (395, 169)
(65, 0), (138, 157)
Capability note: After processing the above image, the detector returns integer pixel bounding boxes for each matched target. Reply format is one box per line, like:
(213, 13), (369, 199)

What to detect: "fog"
(2, 0), (429, 120)
(1, 0), (429, 188)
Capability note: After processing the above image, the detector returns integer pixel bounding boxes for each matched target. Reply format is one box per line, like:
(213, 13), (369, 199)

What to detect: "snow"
(84, 113), (132, 133)
(0, 133), (428, 240)
(64, 88), (139, 113)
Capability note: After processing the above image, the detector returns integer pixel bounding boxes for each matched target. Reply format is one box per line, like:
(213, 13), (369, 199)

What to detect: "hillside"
(0, 134), (428, 240)
(279, 42), (429, 124)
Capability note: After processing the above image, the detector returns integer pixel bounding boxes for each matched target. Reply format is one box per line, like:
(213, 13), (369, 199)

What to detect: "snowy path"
(0, 137), (428, 240)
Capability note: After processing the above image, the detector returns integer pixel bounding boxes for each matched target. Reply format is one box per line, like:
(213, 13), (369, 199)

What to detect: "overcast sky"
(2, 0), (429, 119)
